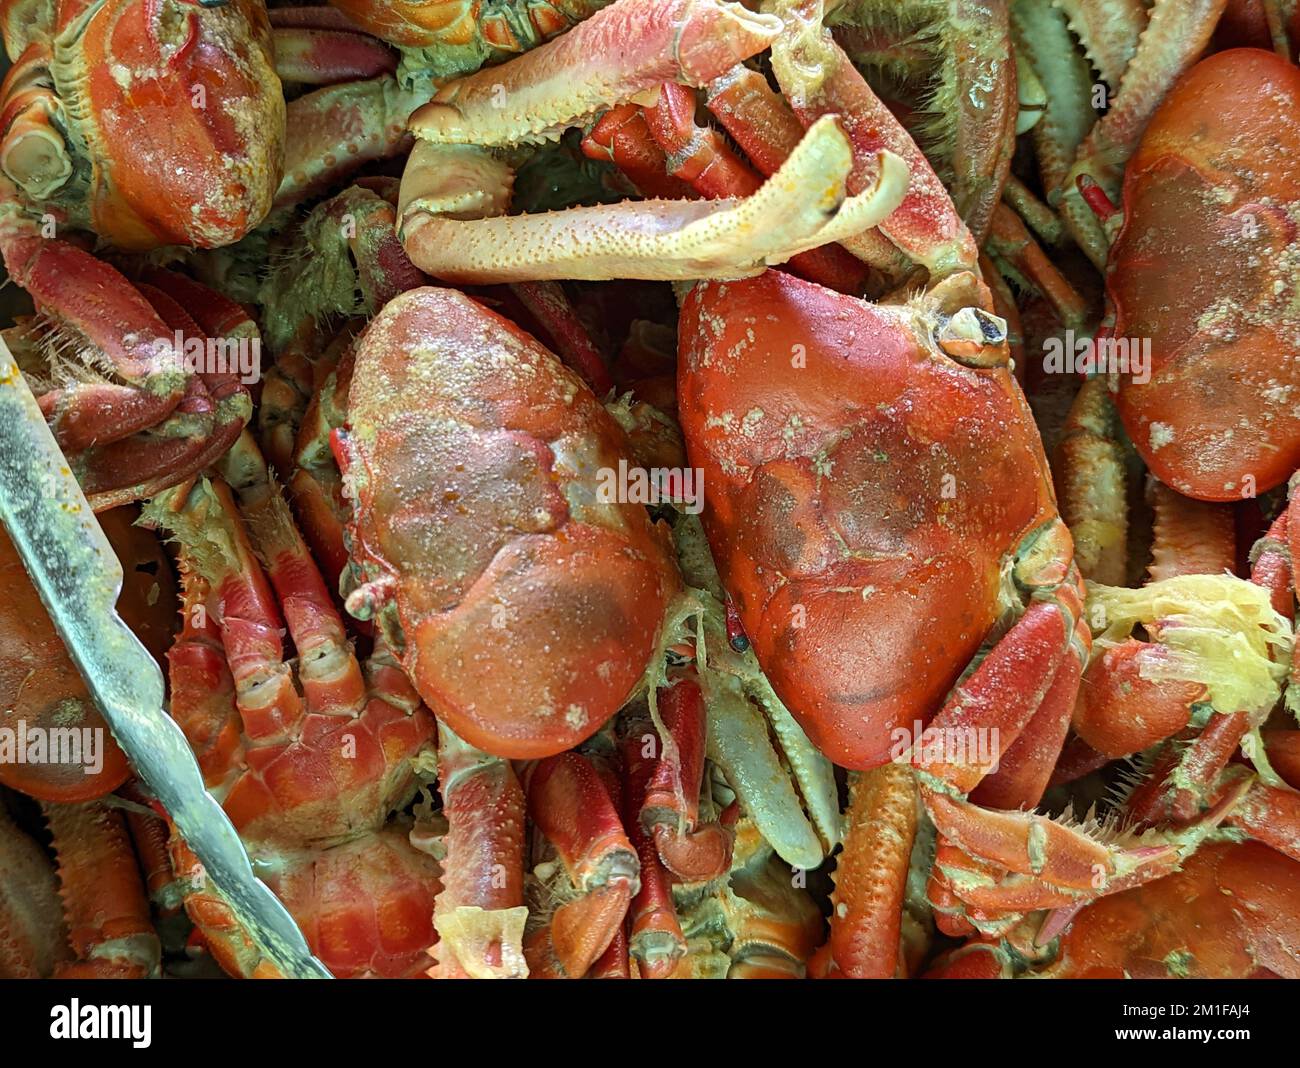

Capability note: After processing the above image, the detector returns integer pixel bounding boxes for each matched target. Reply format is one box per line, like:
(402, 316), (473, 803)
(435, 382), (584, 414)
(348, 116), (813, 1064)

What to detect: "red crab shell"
(677, 269), (1058, 769)
(1110, 48), (1300, 501)
(0, 0), (285, 248)
(1046, 841), (1300, 978)
(340, 287), (680, 759)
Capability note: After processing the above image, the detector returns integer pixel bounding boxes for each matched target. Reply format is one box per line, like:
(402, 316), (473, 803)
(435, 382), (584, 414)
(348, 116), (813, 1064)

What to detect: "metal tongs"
(0, 337), (331, 978)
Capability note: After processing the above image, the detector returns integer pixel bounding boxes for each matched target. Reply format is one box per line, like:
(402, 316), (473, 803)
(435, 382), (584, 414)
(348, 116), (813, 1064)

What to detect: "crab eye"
(934, 307), (1008, 367)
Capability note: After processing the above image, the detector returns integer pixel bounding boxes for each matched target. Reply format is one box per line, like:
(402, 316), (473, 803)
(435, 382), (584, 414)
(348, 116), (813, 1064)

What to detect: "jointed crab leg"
(985, 202), (1089, 332)
(0, 805), (67, 978)
(813, 763), (919, 979)
(4, 235), (184, 453)
(275, 77), (422, 209)
(620, 719), (689, 978)
(1054, 0), (1148, 91)
(410, 0), (781, 144)
(1053, 378), (1129, 586)
(431, 722), (528, 979)
(1060, 0), (1228, 266)
(636, 676), (734, 882)
(269, 7), (398, 85)
(523, 751), (638, 978)
(626, 79), (871, 291)
(41, 800), (161, 978)
(1009, 0), (1095, 210)
(702, 63), (910, 276)
(398, 0), (908, 281)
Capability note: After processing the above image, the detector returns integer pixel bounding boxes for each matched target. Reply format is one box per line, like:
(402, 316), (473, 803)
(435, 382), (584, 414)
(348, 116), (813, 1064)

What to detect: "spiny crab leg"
(1009, 0), (1095, 213)
(812, 763), (920, 979)
(409, 0), (781, 146)
(1060, 0), (1228, 267)
(275, 77), (423, 210)
(1054, 0), (1148, 91)
(3, 234), (185, 453)
(399, 116), (908, 282)
(40, 800), (161, 978)
(929, 776), (1250, 927)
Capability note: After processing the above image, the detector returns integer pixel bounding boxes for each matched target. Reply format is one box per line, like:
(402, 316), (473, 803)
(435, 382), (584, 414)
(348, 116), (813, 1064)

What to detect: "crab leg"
(702, 64), (909, 276)
(508, 281), (614, 394)
(0, 806), (69, 978)
(1061, 0), (1228, 265)
(1053, 377), (1129, 586)
(523, 751), (638, 978)
(1009, 0), (1098, 251)
(42, 800), (160, 978)
(969, 638), (1084, 810)
(1251, 509), (1292, 616)
(814, 763), (918, 979)
(587, 927), (631, 979)
(582, 103), (699, 199)
(412, 0), (781, 145)
(639, 80), (871, 292)
(153, 479), (305, 748)
(698, 660), (830, 872)
(4, 236), (184, 452)
(275, 77), (421, 209)
(1054, 0), (1148, 91)
(432, 722), (528, 979)
(1230, 779), (1300, 862)
(270, 24), (397, 85)
(1127, 712), (1250, 827)
(928, 775), (1249, 920)
(637, 676), (734, 883)
(985, 202), (1089, 332)
(400, 0), (907, 281)
(912, 542), (1088, 798)
(620, 722), (688, 978)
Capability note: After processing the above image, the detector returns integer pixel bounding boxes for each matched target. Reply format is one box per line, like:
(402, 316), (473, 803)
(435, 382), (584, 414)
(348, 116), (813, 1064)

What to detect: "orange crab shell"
(1045, 841), (1300, 978)
(677, 270), (1058, 769)
(1110, 48), (1300, 501)
(26, 0), (285, 249)
(341, 287), (680, 760)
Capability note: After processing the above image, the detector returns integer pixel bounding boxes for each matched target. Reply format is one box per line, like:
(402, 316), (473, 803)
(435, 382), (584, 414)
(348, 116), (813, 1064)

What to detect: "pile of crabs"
(2, 0), (1300, 980)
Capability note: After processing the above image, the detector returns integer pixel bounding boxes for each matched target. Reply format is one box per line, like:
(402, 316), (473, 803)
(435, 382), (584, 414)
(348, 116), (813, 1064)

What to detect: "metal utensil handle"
(0, 343), (330, 978)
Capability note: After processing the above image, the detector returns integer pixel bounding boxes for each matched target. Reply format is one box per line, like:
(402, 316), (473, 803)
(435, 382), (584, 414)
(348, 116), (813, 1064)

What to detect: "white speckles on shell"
(1148, 421), (1175, 450)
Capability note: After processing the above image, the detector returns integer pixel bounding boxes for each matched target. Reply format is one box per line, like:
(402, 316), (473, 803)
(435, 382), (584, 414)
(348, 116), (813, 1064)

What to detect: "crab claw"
(407, 0), (781, 147)
(398, 119), (908, 283)
(396, 0), (907, 282)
